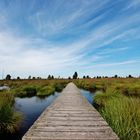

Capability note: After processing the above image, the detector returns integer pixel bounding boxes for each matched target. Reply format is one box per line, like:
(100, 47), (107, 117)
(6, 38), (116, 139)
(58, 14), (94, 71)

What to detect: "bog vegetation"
(74, 78), (140, 140)
(0, 79), (68, 134)
(0, 77), (140, 140)
(0, 92), (21, 133)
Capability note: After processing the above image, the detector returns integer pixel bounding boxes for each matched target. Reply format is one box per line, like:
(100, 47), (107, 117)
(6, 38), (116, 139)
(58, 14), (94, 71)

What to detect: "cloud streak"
(0, 0), (140, 78)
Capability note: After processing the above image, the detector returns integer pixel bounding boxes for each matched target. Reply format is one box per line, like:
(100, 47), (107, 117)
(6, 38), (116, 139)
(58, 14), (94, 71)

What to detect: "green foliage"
(94, 89), (140, 140)
(0, 92), (22, 133)
(115, 84), (140, 97)
(54, 83), (65, 92)
(73, 72), (78, 79)
(0, 78), (140, 138)
(101, 97), (140, 140)
(93, 88), (119, 109)
(37, 85), (55, 96)
(0, 79), (68, 97)
(5, 74), (11, 80)
(23, 86), (37, 96)
(13, 86), (37, 97)
(74, 78), (140, 98)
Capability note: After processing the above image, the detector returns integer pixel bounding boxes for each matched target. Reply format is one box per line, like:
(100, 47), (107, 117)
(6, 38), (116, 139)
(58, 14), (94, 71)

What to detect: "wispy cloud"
(94, 60), (140, 67)
(0, 0), (140, 78)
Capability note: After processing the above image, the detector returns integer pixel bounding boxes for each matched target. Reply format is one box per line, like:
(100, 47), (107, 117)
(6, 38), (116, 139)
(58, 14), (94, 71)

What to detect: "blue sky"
(0, 0), (140, 78)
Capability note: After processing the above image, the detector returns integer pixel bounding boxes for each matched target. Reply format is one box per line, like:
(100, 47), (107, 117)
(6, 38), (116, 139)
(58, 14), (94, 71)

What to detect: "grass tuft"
(0, 92), (22, 133)
(94, 89), (140, 140)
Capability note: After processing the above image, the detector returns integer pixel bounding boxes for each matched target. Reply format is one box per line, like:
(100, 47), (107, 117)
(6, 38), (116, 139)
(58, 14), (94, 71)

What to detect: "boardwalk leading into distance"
(22, 82), (119, 140)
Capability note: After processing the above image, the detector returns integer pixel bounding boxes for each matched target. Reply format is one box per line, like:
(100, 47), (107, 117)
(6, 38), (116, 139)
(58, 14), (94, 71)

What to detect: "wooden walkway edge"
(22, 82), (119, 140)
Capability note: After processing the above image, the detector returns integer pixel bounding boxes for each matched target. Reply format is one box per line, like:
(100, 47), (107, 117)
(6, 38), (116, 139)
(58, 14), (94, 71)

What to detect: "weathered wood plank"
(22, 82), (119, 140)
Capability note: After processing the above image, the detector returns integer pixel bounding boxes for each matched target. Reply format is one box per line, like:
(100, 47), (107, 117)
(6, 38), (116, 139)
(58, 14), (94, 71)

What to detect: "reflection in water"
(80, 89), (94, 104)
(14, 92), (59, 136)
(0, 92), (59, 140)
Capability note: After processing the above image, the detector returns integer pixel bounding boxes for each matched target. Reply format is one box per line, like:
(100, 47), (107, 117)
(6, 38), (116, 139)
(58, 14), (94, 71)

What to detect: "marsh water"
(0, 89), (93, 140)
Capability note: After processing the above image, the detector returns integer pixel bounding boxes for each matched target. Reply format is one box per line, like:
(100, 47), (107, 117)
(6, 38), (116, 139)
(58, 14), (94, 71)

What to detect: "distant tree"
(51, 75), (54, 79)
(47, 75), (54, 80)
(68, 77), (71, 80)
(32, 77), (36, 79)
(5, 74), (11, 80)
(73, 72), (78, 79)
(37, 77), (41, 79)
(28, 76), (31, 79)
(114, 75), (118, 78)
(128, 75), (133, 78)
(47, 75), (51, 80)
(83, 76), (86, 79)
(17, 76), (20, 80)
(86, 75), (90, 79)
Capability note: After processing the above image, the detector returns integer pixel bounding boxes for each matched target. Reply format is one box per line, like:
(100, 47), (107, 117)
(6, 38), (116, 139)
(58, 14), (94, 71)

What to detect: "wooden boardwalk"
(22, 83), (119, 140)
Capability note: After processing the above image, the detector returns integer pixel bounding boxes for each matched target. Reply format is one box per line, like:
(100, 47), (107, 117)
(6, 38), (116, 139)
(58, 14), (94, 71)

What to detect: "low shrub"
(94, 87), (119, 108)
(88, 83), (97, 92)
(54, 83), (65, 92)
(14, 86), (37, 97)
(23, 86), (37, 96)
(37, 85), (55, 97)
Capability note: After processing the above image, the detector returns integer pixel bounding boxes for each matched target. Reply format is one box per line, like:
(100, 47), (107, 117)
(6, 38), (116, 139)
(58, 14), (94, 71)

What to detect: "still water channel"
(0, 89), (94, 140)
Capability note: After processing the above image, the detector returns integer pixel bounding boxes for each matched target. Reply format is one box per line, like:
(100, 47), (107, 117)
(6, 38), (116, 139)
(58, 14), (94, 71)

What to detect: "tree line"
(4, 72), (136, 80)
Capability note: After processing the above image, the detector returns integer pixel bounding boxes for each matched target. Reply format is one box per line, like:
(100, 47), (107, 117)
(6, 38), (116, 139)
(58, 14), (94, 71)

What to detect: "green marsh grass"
(94, 88), (140, 140)
(1, 78), (140, 138)
(37, 85), (55, 96)
(0, 92), (22, 133)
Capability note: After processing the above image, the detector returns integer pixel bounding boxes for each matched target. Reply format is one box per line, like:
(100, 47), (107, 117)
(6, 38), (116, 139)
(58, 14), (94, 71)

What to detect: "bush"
(88, 83), (97, 92)
(23, 87), (37, 96)
(37, 85), (55, 97)
(94, 88), (119, 108)
(13, 86), (37, 97)
(54, 83), (64, 92)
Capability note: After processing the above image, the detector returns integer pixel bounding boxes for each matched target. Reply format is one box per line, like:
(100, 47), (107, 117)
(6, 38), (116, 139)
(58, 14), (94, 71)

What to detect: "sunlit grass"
(0, 77), (140, 138)
(37, 85), (55, 96)
(0, 92), (22, 133)
(94, 89), (140, 140)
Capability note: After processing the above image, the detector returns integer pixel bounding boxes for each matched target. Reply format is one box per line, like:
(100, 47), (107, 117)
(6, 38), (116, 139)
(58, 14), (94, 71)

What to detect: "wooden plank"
(32, 126), (113, 132)
(22, 83), (119, 140)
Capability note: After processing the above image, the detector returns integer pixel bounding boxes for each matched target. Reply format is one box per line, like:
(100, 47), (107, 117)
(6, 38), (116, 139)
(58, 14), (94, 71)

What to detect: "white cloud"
(97, 47), (130, 55)
(0, 31), (88, 78)
(29, 0), (110, 35)
(0, 0), (140, 78)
